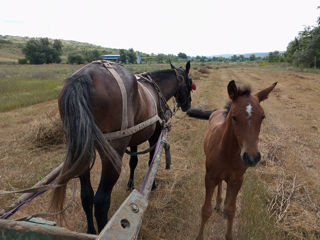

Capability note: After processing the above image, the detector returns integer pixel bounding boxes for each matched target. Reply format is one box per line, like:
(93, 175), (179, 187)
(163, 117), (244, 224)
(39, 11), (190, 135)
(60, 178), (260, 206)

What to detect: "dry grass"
(26, 109), (64, 147)
(0, 64), (320, 239)
(197, 67), (210, 75)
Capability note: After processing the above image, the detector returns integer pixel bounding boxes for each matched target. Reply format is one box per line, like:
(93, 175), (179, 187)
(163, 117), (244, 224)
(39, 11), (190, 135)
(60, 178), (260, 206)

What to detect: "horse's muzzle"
(242, 152), (261, 167)
(181, 102), (191, 112)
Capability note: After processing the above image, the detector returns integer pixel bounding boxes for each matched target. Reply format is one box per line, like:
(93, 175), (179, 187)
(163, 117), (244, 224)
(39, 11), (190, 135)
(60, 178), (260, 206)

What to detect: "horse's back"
(85, 63), (138, 133)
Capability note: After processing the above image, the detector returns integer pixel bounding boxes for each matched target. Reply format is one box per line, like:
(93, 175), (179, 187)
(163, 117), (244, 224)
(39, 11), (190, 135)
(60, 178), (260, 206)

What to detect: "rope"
(14, 180), (77, 221)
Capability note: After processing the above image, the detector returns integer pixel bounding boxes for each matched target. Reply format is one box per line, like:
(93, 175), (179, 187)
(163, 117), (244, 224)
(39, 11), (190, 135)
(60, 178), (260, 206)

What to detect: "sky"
(0, 0), (319, 56)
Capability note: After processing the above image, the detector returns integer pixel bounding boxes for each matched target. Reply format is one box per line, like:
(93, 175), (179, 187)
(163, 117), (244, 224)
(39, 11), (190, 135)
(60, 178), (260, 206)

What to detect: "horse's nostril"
(242, 152), (260, 167)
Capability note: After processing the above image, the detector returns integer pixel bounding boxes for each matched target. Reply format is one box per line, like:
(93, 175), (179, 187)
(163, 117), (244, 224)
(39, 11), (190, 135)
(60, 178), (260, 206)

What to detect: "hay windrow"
(26, 109), (65, 147)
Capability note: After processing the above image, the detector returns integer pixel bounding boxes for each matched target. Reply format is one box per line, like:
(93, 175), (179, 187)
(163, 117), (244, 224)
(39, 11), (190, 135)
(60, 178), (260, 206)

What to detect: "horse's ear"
(227, 80), (238, 100)
(169, 60), (175, 69)
(186, 60), (190, 74)
(255, 82), (277, 102)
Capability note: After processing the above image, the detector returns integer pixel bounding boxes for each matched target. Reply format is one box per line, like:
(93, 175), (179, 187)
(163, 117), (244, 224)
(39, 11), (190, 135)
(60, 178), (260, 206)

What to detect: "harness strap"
(102, 61), (128, 130)
(125, 142), (157, 156)
(137, 81), (158, 114)
(104, 115), (162, 141)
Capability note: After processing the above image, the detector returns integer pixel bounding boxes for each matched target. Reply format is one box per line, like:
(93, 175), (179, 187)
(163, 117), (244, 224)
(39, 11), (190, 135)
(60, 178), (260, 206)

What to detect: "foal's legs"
(214, 180), (223, 212)
(127, 146), (138, 190)
(223, 178), (243, 240)
(79, 171), (96, 234)
(196, 174), (218, 240)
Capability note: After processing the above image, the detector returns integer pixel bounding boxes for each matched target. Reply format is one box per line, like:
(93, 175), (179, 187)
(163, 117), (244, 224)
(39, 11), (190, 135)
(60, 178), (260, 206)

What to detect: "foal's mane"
(223, 84), (251, 118)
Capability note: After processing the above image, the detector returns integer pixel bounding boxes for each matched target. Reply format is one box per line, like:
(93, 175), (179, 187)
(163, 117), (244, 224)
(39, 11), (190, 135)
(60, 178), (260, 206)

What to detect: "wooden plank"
(97, 190), (148, 240)
(0, 219), (96, 240)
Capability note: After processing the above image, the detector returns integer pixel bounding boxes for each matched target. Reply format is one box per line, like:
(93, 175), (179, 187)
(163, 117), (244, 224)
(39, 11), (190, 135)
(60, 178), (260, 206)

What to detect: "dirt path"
(0, 65), (319, 239)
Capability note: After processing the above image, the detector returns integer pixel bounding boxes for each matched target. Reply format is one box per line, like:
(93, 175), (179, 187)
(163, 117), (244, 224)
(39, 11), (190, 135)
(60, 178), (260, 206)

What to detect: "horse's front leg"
(79, 171), (96, 234)
(224, 177), (243, 240)
(127, 146), (138, 191)
(148, 137), (158, 190)
(196, 173), (218, 240)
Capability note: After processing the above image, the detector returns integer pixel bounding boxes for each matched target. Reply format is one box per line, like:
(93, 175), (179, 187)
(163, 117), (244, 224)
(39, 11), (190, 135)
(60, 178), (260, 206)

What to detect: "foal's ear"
(186, 60), (190, 74)
(227, 80), (238, 100)
(255, 82), (277, 102)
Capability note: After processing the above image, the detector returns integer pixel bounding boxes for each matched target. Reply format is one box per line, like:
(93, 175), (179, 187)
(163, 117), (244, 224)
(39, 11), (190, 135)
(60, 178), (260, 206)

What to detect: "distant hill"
(0, 35), (120, 63)
(212, 52), (284, 59)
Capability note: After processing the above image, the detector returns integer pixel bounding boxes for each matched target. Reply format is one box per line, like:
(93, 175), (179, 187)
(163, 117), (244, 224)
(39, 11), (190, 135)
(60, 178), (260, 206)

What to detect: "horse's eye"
(262, 115), (266, 120)
(232, 116), (237, 122)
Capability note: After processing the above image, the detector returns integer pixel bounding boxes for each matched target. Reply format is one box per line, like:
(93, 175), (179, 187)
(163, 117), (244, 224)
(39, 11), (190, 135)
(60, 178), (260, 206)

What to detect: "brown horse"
(51, 60), (194, 234)
(187, 80), (277, 240)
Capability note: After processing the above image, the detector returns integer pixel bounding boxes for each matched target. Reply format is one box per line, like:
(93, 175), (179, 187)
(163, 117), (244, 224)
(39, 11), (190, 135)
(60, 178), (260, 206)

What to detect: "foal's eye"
(262, 115), (266, 120)
(232, 116), (237, 122)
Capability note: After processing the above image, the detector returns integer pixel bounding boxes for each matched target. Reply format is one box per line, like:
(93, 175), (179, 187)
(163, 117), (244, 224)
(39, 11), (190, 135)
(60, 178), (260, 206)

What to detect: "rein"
(136, 73), (174, 122)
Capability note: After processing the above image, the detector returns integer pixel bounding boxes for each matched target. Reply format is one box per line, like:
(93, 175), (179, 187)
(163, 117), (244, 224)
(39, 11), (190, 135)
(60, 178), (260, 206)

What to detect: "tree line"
(285, 22), (320, 68)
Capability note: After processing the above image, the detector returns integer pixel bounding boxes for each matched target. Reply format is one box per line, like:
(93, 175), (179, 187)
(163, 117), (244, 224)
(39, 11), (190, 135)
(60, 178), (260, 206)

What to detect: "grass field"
(0, 63), (319, 239)
(0, 63), (185, 112)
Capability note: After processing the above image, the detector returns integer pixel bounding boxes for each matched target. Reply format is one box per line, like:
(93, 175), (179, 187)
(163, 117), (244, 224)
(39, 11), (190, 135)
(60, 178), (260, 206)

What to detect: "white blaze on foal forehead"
(246, 104), (252, 117)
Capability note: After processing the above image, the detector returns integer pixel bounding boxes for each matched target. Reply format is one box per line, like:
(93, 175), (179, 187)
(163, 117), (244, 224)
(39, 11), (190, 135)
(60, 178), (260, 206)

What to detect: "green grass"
(0, 64), (81, 111)
(0, 63), (189, 112)
(238, 171), (289, 240)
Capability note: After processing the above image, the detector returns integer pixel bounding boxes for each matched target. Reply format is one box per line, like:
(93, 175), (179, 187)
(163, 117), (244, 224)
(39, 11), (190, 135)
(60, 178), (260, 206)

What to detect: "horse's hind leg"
(214, 180), (223, 212)
(196, 174), (218, 240)
(94, 142), (126, 232)
(127, 146), (138, 191)
(79, 171), (96, 234)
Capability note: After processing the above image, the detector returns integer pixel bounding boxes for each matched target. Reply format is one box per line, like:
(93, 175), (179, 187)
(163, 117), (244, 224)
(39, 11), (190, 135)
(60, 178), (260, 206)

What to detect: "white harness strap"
(137, 81), (158, 115)
(103, 61), (128, 130)
(104, 115), (162, 141)
(100, 64), (162, 141)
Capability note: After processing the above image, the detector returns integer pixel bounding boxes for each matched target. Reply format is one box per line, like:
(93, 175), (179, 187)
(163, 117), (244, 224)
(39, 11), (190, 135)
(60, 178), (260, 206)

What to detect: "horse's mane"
(223, 85), (251, 118)
(150, 69), (174, 76)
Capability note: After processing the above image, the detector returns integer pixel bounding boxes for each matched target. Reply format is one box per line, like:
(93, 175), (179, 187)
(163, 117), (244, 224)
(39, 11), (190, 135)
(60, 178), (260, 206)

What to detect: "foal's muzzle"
(242, 152), (261, 167)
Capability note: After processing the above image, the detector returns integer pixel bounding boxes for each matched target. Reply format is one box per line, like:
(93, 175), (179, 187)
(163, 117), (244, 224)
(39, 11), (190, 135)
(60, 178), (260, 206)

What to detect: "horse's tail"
(51, 73), (121, 212)
(186, 108), (215, 120)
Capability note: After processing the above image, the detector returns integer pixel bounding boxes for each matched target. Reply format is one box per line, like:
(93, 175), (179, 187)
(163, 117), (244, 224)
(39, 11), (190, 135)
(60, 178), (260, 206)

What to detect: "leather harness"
(97, 60), (167, 141)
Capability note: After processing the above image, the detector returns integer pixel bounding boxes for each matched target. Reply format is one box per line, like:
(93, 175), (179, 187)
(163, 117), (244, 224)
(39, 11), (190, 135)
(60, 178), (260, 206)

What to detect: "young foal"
(188, 80), (277, 240)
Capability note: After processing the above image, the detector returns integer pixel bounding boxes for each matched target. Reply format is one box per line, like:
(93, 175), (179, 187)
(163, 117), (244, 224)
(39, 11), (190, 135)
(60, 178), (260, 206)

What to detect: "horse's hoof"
(214, 205), (221, 212)
(151, 182), (157, 191)
(127, 184), (134, 191)
(196, 235), (203, 240)
(87, 227), (97, 235)
(223, 212), (228, 219)
(127, 180), (134, 191)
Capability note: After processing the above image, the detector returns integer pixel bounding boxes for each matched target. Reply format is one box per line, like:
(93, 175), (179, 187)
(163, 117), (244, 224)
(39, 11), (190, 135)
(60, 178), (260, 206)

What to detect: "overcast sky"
(0, 0), (319, 56)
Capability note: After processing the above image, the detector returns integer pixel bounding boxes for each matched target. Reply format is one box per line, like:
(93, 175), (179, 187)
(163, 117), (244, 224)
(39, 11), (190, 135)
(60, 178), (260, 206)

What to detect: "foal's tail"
(186, 108), (215, 120)
(51, 73), (120, 212)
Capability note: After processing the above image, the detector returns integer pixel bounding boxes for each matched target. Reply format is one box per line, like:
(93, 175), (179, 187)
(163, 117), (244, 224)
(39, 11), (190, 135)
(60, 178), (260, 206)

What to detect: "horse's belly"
(128, 124), (156, 146)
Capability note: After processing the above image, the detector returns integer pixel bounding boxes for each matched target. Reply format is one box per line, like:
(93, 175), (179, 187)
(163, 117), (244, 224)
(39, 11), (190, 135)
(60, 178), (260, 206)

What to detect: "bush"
(68, 53), (85, 64)
(22, 38), (63, 64)
(18, 58), (28, 64)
